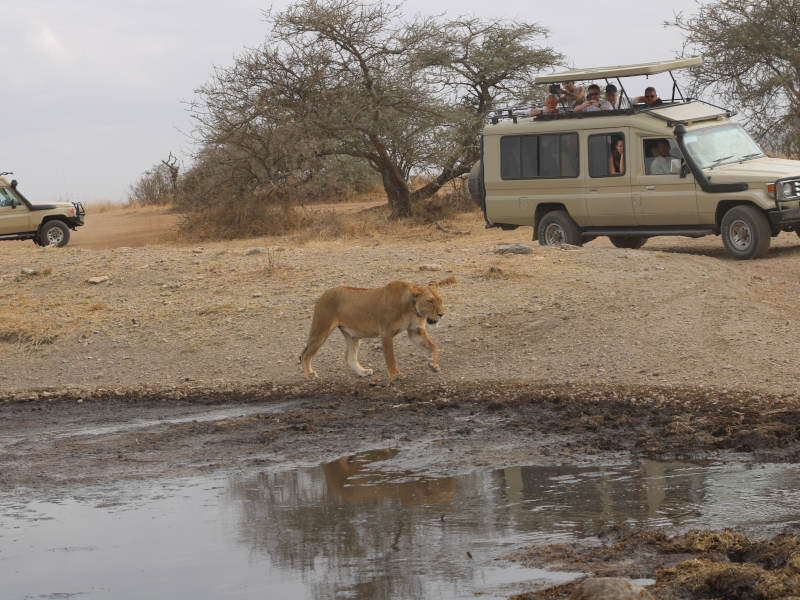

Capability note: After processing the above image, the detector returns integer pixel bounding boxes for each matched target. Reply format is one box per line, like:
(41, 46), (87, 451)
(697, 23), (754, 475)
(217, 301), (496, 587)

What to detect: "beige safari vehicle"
(0, 175), (85, 247)
(469, 58), (800, 259)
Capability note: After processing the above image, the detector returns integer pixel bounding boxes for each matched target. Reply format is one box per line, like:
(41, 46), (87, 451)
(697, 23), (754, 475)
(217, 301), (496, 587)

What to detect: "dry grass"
(83, 201), (132, 214)
(0, 297), (73, 346)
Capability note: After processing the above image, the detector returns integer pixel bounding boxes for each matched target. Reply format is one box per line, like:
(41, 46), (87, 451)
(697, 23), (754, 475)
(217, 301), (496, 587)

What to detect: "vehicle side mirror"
(680, 162), (690, 178)
(670, 158), (682, 175)
(10, 199), (18, 208)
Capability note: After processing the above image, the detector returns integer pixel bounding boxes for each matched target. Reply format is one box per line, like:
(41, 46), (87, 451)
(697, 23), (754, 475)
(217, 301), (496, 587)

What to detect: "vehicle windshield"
(682, 123), (765, 169)
(0, 187), (21, 207)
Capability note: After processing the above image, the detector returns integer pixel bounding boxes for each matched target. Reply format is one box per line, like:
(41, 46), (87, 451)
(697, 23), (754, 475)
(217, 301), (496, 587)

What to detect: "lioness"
(300, 279), (452, 379)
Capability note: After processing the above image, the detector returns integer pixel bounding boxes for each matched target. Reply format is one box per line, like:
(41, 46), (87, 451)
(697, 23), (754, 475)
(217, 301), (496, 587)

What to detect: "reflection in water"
(3, 457), (800, 600)
(225, 453), (721, 600)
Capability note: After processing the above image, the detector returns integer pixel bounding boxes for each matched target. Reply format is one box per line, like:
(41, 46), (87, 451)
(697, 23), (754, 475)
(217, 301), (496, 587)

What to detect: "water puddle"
(2, 451), (800, 599)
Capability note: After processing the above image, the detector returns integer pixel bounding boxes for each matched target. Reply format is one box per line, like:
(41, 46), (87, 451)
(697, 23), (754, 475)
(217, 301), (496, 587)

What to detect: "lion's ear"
(428, 282), (440, 294)
(410, 285), (425, 297)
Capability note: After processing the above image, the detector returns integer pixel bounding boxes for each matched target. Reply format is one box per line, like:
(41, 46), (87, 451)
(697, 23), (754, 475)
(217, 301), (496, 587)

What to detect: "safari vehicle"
(0, 175), (85, 247)
(468, 57), (800, 259)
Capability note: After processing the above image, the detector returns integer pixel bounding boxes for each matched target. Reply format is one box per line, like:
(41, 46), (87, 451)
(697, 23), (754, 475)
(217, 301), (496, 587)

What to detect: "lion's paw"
(428, 362), (441, 373)
(359, 368), (374, 377)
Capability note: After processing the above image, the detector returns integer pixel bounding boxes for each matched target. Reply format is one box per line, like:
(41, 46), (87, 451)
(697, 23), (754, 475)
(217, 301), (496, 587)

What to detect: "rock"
(87, 276), (110, 284)
(419, 263), (442, 271)
(245, 247), (264, 256)
(569, 577), (654, 600)
(192, 247), (204, 254)
(21, 267), (38, 276)
(493, 243), (532, 255)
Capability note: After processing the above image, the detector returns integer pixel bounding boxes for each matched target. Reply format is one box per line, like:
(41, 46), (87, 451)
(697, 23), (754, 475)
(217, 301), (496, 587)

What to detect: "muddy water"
(2, 453), (800, 600)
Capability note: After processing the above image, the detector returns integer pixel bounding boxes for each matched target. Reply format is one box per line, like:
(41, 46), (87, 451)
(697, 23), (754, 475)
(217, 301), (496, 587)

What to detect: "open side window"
(589, 132), (625, 178)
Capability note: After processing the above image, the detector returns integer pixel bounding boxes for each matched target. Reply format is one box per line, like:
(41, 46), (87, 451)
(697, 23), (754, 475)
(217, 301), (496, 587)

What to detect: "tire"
(720, 205), (770, 259)
(537, 210), (582, 246)
(39, 220), (70, 247)
(609, 236), (647, 249)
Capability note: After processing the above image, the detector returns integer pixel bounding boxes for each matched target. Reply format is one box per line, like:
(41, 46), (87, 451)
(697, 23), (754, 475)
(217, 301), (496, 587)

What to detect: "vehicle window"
(500, 133), (578, 179)
(682, 123), (765, 169)
(0, 188), (17, 207)
(643, 138), (682, 175)
(589, 133), (625, 177)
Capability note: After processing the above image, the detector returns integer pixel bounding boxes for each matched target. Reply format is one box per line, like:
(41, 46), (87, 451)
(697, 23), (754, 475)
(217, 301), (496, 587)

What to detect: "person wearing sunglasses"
(634, 86), (663, 107)
(574, 84), (612, 112)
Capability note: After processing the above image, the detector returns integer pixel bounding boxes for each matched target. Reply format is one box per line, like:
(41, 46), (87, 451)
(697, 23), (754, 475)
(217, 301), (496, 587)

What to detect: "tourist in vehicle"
(609, 137), (625, 174)
(604, 84), (629, 109)
(647, 138), (674, 174)
(530, 87), (560, 117)
(635, 87), (663, 107)
(559, 80), (585, 109)
(574, 84), (612, 112)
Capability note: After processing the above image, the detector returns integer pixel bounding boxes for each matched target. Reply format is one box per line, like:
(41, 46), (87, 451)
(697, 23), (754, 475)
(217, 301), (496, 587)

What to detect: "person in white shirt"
(574, 84), (613, 112)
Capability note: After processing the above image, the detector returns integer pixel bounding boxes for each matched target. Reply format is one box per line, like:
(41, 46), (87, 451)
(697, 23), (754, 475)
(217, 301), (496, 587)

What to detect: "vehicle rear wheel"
(720, 205), (770, 259)
(537, 210), (582, 246)
(609, 236), (647, 249)
(39, 220), (70, 247)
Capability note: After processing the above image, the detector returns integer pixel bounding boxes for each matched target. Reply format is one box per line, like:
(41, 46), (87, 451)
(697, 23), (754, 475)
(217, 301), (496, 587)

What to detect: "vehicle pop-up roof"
(488, 57), (717, 124)
(535, 56), (702, 106)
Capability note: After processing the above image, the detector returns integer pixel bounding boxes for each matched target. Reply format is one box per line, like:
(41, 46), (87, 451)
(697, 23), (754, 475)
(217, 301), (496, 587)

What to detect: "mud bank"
(508, 529), (800, 599)
(2, 382), (800, 489)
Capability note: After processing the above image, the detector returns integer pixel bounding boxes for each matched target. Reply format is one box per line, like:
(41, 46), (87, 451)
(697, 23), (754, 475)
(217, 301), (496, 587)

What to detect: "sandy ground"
(3, 205), (800, 396)
(3, 203), (800, 598)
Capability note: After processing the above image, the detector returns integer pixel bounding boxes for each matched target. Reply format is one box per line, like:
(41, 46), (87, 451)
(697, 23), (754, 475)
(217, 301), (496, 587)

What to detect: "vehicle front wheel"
(537, 210), (582, 246)
(609, 236), (647, 249)
(39, 221), (70, 247)
(720, 205), (770, 259)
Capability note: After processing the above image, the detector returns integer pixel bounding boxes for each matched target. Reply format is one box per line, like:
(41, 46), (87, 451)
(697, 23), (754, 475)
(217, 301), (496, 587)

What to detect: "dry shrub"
(87, 302), (110, 312)
(411, 177), (479, 223)
(178, 198), (312, 240)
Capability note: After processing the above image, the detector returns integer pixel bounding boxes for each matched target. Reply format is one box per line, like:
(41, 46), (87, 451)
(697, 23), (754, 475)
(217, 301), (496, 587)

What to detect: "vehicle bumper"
(67, 216), (85, 228)
(768, 207), (800, 227)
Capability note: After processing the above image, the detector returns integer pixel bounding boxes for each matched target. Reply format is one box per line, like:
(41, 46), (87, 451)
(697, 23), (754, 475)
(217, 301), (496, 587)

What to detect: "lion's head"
(411, 283), (445, 325)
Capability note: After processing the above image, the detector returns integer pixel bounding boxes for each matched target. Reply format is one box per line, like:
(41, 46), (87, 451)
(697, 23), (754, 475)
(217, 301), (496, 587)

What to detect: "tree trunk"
(380, 168), (412, 219)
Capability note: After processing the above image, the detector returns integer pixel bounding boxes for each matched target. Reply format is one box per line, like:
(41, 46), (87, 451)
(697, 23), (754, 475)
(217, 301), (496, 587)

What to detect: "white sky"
(0, 0), (703, 204)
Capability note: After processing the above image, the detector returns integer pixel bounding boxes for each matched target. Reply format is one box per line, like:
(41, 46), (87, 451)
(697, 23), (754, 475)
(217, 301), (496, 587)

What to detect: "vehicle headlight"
(782, 182), (794, 198)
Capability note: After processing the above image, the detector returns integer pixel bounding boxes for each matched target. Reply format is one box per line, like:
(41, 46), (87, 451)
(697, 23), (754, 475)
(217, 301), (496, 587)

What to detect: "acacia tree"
(672, 0), (800, 156)
(191, 0), (560, 218)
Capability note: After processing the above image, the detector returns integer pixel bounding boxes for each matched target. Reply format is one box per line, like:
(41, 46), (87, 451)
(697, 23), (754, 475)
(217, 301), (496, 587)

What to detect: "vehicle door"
(0, 188), (33, 235)
(633, 136), (699, 225)
(585, 128), (635, 226)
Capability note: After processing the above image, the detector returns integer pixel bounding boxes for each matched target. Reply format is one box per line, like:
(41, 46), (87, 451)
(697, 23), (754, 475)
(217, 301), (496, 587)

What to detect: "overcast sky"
(0, 0), (703, 205)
